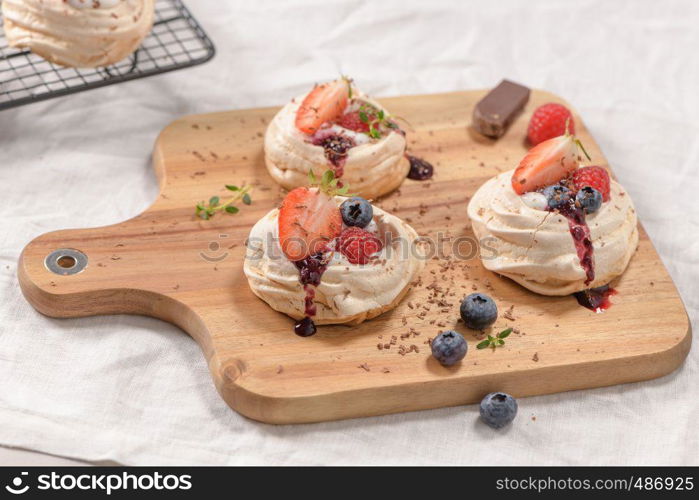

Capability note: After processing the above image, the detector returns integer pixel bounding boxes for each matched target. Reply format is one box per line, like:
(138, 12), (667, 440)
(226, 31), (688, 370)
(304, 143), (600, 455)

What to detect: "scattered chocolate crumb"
(382, 367), (391, 374)
(358, 363), (370, 372)
(532, 352), (539, 362)
(276, 365), (283, 374)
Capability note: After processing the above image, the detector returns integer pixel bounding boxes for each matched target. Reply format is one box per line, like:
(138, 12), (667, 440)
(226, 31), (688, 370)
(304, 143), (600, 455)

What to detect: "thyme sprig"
(358, 104), (398, 140)
(476, 328), (512, 350)
(308, 169), (351, 197)
(195, 184), (252, 220)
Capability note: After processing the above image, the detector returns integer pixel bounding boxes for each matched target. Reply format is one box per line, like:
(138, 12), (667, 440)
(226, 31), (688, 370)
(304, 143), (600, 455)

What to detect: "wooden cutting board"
(18, 89), (691, 424)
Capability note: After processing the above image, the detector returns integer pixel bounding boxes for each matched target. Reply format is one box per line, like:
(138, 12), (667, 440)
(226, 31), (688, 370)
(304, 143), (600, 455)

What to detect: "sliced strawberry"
(278, 187), (342, 261)
(511, 134), (580, 194)
(295, 79), (350, 135)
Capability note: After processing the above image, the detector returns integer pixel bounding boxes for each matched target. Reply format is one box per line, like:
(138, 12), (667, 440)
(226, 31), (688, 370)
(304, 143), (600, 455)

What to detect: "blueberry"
(575, 186), (602, 214)
(431, 330), (468, 366)
(340, 197), (373, 227)
(542, 185), (573, 209)
(460, 293), (498, 330)
(479, 392), (517, 429)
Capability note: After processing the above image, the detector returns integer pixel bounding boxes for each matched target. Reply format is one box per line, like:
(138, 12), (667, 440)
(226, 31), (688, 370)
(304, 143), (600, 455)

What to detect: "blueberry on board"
(431, 330), (468, 366)
(340, 197), (373, 227)
(542, 184), (572, 209)
(460, 293), (498, 330)
(575, 186), (603, 214)
(480, 392), (518, 429)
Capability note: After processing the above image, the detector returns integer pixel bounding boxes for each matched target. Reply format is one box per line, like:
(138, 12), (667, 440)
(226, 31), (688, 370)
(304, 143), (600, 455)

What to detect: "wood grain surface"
(18, 89), (691, 424)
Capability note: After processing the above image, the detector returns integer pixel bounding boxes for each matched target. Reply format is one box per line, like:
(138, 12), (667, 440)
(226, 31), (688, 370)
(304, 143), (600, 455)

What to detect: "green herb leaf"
(242, 193), (252, 205)
(225, 206), (239, 214)
(209, 196), (220, 206)
(377, 110), (385, 120)
(322, 169), (334, 186)
(225, 185), (239, 191)
(476, 339), (491, 350)
(497, 328), (513, 339)
(497, 339), (505, 346)
(308, 169), (317, 184)
(369, 128), (381, 139)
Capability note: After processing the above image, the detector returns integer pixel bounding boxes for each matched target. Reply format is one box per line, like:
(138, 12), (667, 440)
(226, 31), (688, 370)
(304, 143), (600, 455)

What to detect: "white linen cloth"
(0, 0), (697, 465)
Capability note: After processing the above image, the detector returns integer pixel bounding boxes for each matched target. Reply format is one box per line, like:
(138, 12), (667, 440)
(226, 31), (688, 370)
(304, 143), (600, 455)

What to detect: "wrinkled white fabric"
(0, 0), (697, 465)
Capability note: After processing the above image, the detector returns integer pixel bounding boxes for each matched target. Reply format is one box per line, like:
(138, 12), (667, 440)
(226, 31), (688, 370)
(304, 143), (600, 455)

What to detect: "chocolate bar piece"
(472, 79), (530, 138)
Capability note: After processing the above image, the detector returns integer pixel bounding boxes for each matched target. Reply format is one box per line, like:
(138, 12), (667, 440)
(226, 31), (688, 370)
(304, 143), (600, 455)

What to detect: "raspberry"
(572, 166), (611, 202)
(337, 227), (382, 264)
(337, 111), (370, 133)
(527, 103), (575, 146)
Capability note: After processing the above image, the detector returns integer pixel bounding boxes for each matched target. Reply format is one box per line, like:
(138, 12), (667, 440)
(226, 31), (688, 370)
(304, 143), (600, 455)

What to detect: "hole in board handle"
(45, 249), (88, 276)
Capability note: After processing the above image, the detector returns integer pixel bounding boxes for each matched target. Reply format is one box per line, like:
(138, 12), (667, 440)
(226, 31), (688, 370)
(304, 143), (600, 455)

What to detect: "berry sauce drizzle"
(292, 252), (329, 336)
(406, 154), (434, 180)
(546, 197), (619, 312)
(551, 202), (595, 285)
(573, 285), (617, 312)
(312, 132), (355, 179)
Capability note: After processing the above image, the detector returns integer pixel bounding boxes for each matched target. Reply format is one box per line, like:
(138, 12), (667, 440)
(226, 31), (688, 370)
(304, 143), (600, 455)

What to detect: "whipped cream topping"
(264, 89), (409, 199)
(467, 169), (638, 295)
(244, 199), (425, 324)
(2, 0), (155, 68)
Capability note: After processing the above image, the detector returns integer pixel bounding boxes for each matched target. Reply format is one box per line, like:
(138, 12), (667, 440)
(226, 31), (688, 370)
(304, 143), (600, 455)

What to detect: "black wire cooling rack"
(0, 0), (215, 111)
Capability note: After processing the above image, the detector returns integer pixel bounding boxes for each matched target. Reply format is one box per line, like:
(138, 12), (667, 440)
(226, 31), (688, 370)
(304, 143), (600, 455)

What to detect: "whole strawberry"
(572, 166), (611, 202)
(337, 227), (382, 264)
(527, 103), (575, 146)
